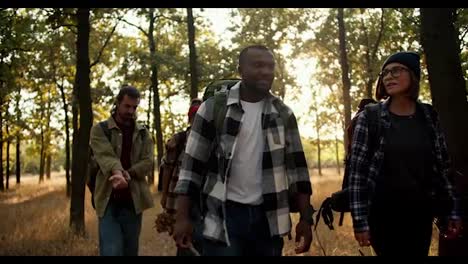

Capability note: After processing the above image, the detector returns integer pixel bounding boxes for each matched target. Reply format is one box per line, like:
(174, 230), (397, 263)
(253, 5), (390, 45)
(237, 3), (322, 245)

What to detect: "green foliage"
(228, 8), (313, 99)
(2, 8), (466, 177)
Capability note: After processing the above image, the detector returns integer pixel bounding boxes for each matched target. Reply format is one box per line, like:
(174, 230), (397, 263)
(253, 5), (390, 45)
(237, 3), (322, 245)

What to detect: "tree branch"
(395, 8), (419, 26)
(90, 17), (122, 68)
(157, 13), (183, 23)
(122, 18), (149, 38)
(371, 8), (385, 60)
(459, 26), (468, 45)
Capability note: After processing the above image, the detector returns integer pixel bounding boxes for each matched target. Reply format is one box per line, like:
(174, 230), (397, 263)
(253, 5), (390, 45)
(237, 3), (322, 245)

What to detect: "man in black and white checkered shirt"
(172, 45), (314, 256)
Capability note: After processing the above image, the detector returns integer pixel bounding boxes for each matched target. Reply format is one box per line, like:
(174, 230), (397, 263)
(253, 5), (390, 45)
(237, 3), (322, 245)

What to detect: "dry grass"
(0, 168), (439, 256)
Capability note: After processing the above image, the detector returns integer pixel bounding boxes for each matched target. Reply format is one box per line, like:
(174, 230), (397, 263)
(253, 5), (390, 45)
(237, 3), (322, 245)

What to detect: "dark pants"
(203, 200), (284, 256)
(369, 203), (433, 256)
(98, 200), (142, 256)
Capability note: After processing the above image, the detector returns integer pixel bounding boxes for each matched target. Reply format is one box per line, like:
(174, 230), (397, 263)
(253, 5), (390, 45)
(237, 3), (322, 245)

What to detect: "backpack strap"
(213, 91), (228, 138)
(98, 120), (111, 142)
(364, 103), (382, 154)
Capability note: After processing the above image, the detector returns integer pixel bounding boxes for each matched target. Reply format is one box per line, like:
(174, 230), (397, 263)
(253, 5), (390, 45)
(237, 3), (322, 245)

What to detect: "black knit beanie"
(381, 51), (421, 80)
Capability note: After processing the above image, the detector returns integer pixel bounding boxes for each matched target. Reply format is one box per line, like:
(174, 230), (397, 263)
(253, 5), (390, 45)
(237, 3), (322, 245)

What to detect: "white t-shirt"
(227, 99), (264, 205)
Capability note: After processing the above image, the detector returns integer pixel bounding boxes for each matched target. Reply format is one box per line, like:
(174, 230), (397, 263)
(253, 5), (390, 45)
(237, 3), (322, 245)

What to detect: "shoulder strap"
(175, 130), (187, 157)
(364, 103), (382, 154)
(421, 103), (438, 122)
(98, 121), (111, 142)
(213, 92), (228, 135)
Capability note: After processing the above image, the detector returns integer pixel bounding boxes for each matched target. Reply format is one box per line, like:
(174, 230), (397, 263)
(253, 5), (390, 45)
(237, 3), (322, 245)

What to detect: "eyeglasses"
(379, 66), (410, 79)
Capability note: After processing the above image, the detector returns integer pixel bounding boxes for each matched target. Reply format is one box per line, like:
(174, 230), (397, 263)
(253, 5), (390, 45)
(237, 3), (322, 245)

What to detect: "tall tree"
(148, 9), (161, 187)
(358, 8), (385, 98)
(70, 8), (92, 235)
(123, 8), (172, 186)
(6, 108), (10, 189)
(310, 88), (322, 176)
(420, 8), (468, 256)
(337, 8), (352, 153)
(187, 8), (199, 99)
(0, 95), (3, 191)
(58, 80), (71, 196)
(15, 89), (20, 184)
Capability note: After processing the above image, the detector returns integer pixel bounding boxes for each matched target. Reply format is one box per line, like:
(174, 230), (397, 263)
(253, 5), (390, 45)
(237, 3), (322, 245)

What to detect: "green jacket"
(89, 116), (154, 217)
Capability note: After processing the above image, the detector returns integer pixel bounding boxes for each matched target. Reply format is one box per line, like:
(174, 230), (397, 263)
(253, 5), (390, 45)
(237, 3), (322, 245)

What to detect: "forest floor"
(0, 168), (440, 256)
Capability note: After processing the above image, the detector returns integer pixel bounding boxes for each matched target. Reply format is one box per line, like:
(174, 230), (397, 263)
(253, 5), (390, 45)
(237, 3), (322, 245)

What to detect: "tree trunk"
(70, 8), (92, 236)
(39, 121), (45, 183)
(16, 134), (20, 184)
(0, 96), (3, 191)
(146, 88), (154, 184)
(46, 154), (51, 180)
(45, 94), (52, 180)
(59, 83), (71, 197)
(335, 134), (341, 175)
(337, 8), (353, 155)
(187, 8), (199, 99)
(15, 90), (20, 184)
(359, 9), (385, 99)
(315, 113), (322, 176)
(147, 88), (152, 129)
(359, 8), (374, 99)
(316, 138), (322, 177)
(6, 117), (10, 190)
(148, 8), (162, 189)
(420, 8), (468, 256)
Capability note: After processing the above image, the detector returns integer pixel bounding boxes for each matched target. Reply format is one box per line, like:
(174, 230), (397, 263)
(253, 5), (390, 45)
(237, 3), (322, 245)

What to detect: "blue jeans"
(98, 200), (142, 256)
(203, 200), (284, 256)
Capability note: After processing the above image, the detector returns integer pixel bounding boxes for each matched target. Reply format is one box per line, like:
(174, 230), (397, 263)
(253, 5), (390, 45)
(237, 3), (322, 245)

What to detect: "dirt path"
(0, 169), (440, 256)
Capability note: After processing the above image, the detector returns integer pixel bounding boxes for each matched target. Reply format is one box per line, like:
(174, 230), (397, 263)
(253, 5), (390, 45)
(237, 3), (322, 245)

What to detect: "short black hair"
(116, 85), (141, 103)
(238, 45), (272, 66)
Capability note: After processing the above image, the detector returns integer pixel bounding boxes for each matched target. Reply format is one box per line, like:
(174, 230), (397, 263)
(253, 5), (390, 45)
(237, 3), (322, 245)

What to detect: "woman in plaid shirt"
(349, 51), (462, 256)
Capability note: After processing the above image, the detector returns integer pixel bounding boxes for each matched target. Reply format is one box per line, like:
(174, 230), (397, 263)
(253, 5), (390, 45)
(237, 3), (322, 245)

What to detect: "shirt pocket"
(267, 117), (285, 150)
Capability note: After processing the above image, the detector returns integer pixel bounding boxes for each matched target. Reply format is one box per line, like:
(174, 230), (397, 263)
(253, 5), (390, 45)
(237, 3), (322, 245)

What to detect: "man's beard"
(118, 112), (135, 122)
(244, 81), (270, 96)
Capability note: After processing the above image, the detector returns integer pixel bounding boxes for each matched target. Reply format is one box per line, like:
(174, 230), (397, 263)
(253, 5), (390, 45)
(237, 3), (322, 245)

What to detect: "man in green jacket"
(90, 85), (154, 256)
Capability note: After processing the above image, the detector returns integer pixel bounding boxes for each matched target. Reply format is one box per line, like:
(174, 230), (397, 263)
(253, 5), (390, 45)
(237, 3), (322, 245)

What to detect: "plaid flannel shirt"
(174, 82), (312, 245)
(349, 99), (461, 233)
(161, 129), (188, 214)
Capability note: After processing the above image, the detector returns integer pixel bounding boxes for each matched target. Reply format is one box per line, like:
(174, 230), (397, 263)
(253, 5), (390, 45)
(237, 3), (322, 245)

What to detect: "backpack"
(87, 121), (111, 209)
(315, 98), (380, 230)
(87, 120), (148, 209)
(202, 79), (301, 212)
(202, 79), (241, 102)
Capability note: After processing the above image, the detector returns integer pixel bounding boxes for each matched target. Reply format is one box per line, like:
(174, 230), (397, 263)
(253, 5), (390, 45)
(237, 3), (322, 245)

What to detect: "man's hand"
(123, 170), (131, 182)
(354, 231), (371, 247)
(295, 220), (313, 254)
(109, 170), (128, 189)
(173, 195), (194, 249)
(173, 216), (193, 249)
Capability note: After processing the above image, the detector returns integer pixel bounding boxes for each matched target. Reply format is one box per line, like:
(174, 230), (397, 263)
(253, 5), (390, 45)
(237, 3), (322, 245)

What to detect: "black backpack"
(315, 99), (380, 230)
